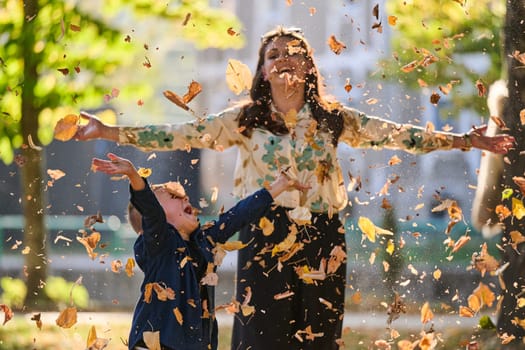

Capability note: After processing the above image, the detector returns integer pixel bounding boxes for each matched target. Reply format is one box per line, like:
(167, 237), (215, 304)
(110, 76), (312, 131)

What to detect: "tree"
(384, 0), (505, 118)
(0, 0), (242, 310)
(495, 0), (525, 347)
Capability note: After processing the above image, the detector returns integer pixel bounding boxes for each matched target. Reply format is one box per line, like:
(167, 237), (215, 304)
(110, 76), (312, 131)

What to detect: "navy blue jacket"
(128, 179), (274, 350)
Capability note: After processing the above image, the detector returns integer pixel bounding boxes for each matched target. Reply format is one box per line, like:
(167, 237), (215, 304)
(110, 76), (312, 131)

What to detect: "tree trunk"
(20, 0), (52, 310)
(497, 0), (525, 347)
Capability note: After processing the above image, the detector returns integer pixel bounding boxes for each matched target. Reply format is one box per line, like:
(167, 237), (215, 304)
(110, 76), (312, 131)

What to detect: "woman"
(74, 26), (514, 350)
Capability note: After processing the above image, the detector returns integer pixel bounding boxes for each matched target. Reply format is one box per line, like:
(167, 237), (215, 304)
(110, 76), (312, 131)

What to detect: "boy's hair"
(127, 202), (143, 234)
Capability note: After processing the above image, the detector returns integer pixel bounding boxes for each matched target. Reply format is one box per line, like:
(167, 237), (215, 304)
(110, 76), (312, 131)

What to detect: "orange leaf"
(56, 307), (77, 328)
(327, 34), (346, 55)
(163, 90), (189, 111)
(54, 114), (79, 141)
(182, 80), (202, 104)
(420, 301), (434, 324)
(173, 307), (183, 325)
(0, 304), (13, 325)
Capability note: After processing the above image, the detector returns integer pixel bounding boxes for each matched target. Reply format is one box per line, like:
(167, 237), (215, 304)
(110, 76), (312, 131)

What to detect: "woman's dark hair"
(237, 26), (344, 145)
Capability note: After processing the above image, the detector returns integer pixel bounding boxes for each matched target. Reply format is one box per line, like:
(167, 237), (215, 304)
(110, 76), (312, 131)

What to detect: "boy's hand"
(91, 153), (145, 191)
(267, 168), (310, 199)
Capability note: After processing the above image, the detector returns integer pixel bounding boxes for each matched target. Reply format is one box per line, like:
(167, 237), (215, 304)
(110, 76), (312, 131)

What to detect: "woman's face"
(261, 36), (312, 90)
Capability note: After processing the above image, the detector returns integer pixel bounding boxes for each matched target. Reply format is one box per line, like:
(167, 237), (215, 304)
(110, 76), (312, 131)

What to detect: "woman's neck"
(270, 84), (306, 114)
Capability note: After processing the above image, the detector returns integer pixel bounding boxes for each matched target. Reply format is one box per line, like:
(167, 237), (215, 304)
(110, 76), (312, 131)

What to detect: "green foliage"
(0, 276), (89, 309)
(44, 276), (89, 309)
(0, 0), (244, 164)
(0, 277), (27, 309)
(383, 0), (505, 118)
(479, 315), (496, 330)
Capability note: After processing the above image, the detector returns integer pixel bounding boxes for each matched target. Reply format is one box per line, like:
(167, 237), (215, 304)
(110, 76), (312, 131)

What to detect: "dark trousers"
(231, 207), (346, 350)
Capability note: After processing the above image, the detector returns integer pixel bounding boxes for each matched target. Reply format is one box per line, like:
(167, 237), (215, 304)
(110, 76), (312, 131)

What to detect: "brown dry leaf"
(84, 212), (104, 228)
(475, 79), (487, 97)
(520, 109), (525, 125)
(153, 283), (175, 301)
(173, 307), (184, 325)
(143, 331), (161, 350)
(388, 155), (402, 166)
(47, 169), (66, 181)
(387, 292), (406, 325)
(111, 259), (122, 273)
(401, 60), (419, 73)
(183, 80), (202, 104)
(499, 332), (516, 345)
(86, 325), (109, 350)
(327, 34), (346, 55)
(163, 90), (189, 111)
(344, 78), (352, 93)
(218, 240), (249, 251)
(512, 50), (525, 65)
(451, 234), (471, 253)
(471, 242), (500, 277)
(430, 92), (441, 105)
(125, 258), (135, 277)
(513, 176), (525, 196)
(459, 305), (476, 318)
(467, 294), (482, 313)
(225, 59), (252, 95)
(56, 307), (77, 328)
(327, 245), (347, 274)
(495, 204), (511, 221)
(144, 283), (153, 303)
(30, 313), (42, 329)
(490, 116), (508, 130)
(54, 114), (80, 141)
(77, 231), (101, 260)
(420, 301), (434, 324)
(1, 304), (13, 325)
(473, 282), (495, 308)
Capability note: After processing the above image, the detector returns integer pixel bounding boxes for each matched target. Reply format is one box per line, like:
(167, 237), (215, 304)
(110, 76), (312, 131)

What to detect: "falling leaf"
(143, 331), (161, 350)
(387, 292), (406, 325)
(84, 212), (103, 228)
(111, 259), (123, 273)
(372, 3), (379, 19)
(471, 242), (499, 277)
(451, 234), (471, 253)
(327, 34), (346, 55)
(1, 304), (13, 325)
(225, 59), (252, 95)
(358, 216), (393, 243)
(77, 231), (101, 260)
(420, 301), (434, 324)
(473, 282), (495, 308)
(510, 230), (525, 252)
(217, 240), (249, 251)
(490, 115), (508, 130)
(288, 206), (311, 225)
(125, 258), (135, 277)
(512, 197), (525, 219)
(433, 269), (442, 280)
(512, 176), (525, 195)
(401, 60), (419, 73)
(386, 239), (395, 255)
(430, 92), (441, 105)
(86, 325), (109, 350)
(259, 217), (275, 236)
(173, 307), (183, 325)
(388, 15), (398, 26)
(520, 109), (525, 125)
(30, 313), (42, 329)
(54, 114), (80, 141)
(56, 307), (77, 328)
(502, 188), (514, 200)
(137, 167), (152, 178)
(47, 169), (66, 181)
(327, 245), (347, 274)
(163, 90), (190, 111)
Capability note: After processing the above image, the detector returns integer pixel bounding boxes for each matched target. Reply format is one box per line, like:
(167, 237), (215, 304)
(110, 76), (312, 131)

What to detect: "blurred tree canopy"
(383, 0), (505, 118)
(0, 0), (242, 309)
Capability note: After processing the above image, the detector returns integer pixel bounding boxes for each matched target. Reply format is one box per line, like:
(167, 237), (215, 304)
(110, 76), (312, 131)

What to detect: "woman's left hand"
(469, 125), (516, 154)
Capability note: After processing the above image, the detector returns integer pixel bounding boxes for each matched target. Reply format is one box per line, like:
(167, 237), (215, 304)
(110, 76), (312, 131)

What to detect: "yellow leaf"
(86, 326), (97, 348)
(386, 239), (395, 255)
(467, 294), (481, 313)
(125, 258), (135, 277)
(218, 240), (248, 251)
(420, 301), (434, 324)
(259, 217), (275, 236)
(143, 331), (161, 350)
(433, 269), (442, 280)
(358, 216), (376, 243)
(137, 167), (152, 178)
(225, 59), (252, 95)
(512, 197), (525, 220)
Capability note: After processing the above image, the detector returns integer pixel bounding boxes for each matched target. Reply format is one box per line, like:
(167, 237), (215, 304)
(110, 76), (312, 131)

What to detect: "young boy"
(91, 152), (308, 350)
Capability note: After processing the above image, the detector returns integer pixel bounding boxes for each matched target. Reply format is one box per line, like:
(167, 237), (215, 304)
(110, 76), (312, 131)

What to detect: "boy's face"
(154, 187), (199, 236)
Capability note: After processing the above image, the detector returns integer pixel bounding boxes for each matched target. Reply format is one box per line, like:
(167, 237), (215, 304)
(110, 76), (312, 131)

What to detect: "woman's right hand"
(75, 111), (119, 142)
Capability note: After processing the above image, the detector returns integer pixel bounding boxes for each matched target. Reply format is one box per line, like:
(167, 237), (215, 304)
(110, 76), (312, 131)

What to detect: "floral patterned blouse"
(119, 104), (456, 214)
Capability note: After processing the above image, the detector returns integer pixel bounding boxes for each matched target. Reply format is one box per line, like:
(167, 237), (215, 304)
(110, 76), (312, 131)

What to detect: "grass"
(0, 311), (502, 350)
